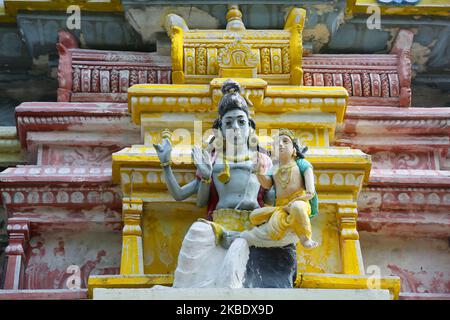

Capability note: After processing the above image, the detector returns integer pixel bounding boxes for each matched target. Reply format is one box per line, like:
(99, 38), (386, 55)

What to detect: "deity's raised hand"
(192, 146), (212, 179)
(153, 138), (172, 164)
(254, 152), (268, 175)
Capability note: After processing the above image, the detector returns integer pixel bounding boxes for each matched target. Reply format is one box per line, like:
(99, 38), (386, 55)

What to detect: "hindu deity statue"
(153, 79), (318, 288)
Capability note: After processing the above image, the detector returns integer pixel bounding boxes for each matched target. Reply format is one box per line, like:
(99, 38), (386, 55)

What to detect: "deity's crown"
(276, 128), (296, 141)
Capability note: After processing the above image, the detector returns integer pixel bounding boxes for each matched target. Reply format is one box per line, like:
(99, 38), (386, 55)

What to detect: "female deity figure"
(153, 79), (298, 288)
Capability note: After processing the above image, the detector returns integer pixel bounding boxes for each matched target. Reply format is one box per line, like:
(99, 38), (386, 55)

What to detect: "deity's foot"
(300, 237), (319, 249)
(220, 230), (241, 249)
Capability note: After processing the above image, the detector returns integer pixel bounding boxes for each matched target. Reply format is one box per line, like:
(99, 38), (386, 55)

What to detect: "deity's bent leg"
(249, 206), (276, 225)
(173, 221), (227, 288)
(288, 201), (312, 240)
(241, 222), (298, 248)
(288, 201), (318, 248)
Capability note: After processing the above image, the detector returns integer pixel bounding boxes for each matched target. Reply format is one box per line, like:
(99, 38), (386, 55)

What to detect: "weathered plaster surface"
(25, 230), (121, 289)
(297, 203), (341, 274)
(126, 6), (219, 44)
(0, 206), (6, 287)
(360, 232), (450, 294)
(40, 146), (115, 167)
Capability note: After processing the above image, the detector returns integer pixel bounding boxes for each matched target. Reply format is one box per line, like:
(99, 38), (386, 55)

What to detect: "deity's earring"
(213, 131), (224, 151)
(248, 129), (259, 149)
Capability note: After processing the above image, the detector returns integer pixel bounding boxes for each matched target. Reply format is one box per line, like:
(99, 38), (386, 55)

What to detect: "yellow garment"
(250, 189), (312, 241)
(213, 208), (252, 232)
(198, 208), (252, 245)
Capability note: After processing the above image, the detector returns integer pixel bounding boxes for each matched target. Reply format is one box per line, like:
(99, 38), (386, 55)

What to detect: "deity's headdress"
(213, 79), (256, 130)
(274, 128), (308, 159)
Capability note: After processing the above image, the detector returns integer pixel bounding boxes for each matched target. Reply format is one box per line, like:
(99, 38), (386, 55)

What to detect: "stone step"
(92, 287), (391, 300)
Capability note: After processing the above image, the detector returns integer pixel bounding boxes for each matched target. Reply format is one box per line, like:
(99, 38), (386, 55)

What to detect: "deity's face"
(220, 109), (250, 147)
(273, 134), (295, 162)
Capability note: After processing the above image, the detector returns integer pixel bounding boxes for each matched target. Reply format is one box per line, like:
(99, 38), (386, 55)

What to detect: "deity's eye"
(239, 119), (246, 126)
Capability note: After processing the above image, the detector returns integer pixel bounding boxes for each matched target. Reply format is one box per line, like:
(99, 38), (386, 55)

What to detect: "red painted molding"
(0, 289), (88, 300)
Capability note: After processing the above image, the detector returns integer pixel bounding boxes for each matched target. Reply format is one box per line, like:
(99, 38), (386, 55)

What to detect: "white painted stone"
(42, 192), (54, 203)
(2, 192), (11, 204)
(92, 288), (391, 300)
(319, 173), (330, 185)
(71, 192), (84, 203)
(58, 168), (71, 174)
(102, 192), (114, 203)
(332, 173), (343, 186)
(13, 192), (24, 204)
(56, 191), (69, 203)
(345, 174), (355, 186)
(427, 193), (440, 205)
(73, 168), (86, 174)
(44, 167), (56, 174)
(146, 172), (158, 183)
(29, 168), (41, 175)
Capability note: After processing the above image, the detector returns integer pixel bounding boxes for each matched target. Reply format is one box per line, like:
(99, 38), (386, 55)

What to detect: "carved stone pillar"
(3, 219), (29, 289)
(336, 203), (364, 275)
(120, 197), (144, 275)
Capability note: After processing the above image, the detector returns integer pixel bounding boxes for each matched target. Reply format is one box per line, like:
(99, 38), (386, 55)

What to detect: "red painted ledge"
(0, 289), (88, 300)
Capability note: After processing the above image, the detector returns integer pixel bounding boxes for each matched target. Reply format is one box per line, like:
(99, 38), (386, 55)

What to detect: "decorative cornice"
(14, 102), (140, 152)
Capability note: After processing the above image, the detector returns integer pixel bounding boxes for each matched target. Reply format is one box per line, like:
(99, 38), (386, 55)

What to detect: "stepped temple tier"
(0, 2), (449, 300)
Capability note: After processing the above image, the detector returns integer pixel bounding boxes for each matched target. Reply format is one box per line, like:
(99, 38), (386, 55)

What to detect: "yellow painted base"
(88, 274), (173, 299)
(297, 273), (401, 300)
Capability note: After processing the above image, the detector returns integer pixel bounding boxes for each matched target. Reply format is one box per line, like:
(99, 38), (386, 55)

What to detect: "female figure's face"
(220, 109), (250, 146)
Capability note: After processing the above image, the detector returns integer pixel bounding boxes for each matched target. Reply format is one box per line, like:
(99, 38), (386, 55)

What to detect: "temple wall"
(297, 204), (341, 275)
(38, 146), (115, 167)
(0, 1), (448, 299)
(25, 230), (121, 290)
(360, 232), (450, 295)
(142, 201), (202, 274)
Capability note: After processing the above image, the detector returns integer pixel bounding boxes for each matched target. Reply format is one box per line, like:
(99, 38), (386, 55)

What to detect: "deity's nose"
(232, 120), (240, 130)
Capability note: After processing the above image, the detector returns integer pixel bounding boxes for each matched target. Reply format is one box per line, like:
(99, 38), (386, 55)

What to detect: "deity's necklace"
(224, 154), (252, 163)
(275, 162), (297, 189)
(218, 151), (253, 184)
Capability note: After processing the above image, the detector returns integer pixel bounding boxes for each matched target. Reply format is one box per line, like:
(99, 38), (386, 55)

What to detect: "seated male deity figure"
(154, 80), (299, 288)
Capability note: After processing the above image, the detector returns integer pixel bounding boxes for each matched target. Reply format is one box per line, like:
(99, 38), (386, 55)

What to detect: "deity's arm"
(196, 179), (211, 207)
(162, 165), (200, 201)
(256, 173), (273, 190)
(154, 138), (200, 201)
(303, 167), (316, 200)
